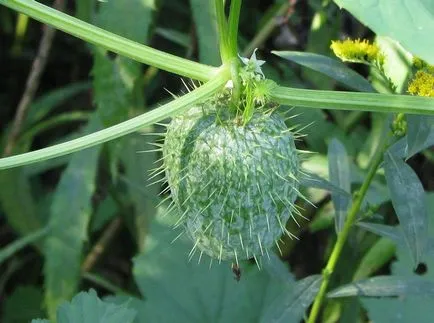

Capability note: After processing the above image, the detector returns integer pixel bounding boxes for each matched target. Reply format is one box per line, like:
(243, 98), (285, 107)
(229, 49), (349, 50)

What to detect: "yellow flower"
(408, 70), (434, 97)
(330, 38), (384, 66)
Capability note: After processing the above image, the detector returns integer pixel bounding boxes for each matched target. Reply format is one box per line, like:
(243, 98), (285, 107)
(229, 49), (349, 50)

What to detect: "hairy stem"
(0, 0), (217, 81)
(307, 134), (394, 323)
(0, 67), (230, 170)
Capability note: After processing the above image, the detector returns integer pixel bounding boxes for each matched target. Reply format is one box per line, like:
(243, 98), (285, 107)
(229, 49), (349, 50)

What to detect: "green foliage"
(334, 0), (434, 65)
(327, 138), (351, 232)
(34, 289), (137, 323)
(0, 1), (433, 323)
(273, 51), (375, 92)
(3, 286), (45, 323)
(384, 151), (428, 265)
(44, 118), (102, 319)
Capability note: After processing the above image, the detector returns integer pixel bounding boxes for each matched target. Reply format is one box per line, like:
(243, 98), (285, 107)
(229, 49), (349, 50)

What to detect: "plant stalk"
(270, 86), (434, 115)
(0, 0), (217, 81)
(307, 134), (393, 323)
(228, 0), (242, 57)
(0, 67), (230, 170)
(215, 0), (231, 63)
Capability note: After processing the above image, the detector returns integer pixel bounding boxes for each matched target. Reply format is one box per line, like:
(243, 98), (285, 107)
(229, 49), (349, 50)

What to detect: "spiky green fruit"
(163, 105), (300, 262)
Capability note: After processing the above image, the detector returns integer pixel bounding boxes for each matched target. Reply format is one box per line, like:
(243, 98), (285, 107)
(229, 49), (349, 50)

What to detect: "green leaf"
(328, 138), (351, 232)
(121, 133), (160, 251)
(35, 289), (137, 323)
(260, 275), (322, 323)
(128, 211), (314, 323)
(300, 171), (351, 198)
(3, 286), (45, 323)
(362, 193), (434, 322)
(406, 115), (434, 158)
(273, 51), (374, 92)
(44, 117), (102, 320)
(190, 0), (220, 65)
(0, 169), (42, 236)
(333, 0), (434, 65)
(24, 82), (90, 127)
(357, 222), (404, 245)
(384, 151), (428, 265)
(0, 227), (48, 266)
(352, 238), (396, 281)
(329, 276), (434, 298)
(31, 320), (49, 323)
(155, 27), (190, 48)
(92, 0), (156, 126)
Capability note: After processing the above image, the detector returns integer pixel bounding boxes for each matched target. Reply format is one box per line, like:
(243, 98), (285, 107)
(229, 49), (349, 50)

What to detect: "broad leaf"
(333, 0), (434, 65)
(34, 290), (136, 323)
(126, 212), (316, 323)
(328, 138), (351, 232)
(384, 152), (428, 265)
(273, 51), (374, 92)
(329, 276), (434, 298)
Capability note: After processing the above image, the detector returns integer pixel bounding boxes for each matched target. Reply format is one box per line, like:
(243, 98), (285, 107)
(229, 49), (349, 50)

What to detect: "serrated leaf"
(333, 0), (434, 65)
(357, 222), (404, 245)
(328, 138), (351, 232)
(384, 152), (428, 265)
(190, 0), (220, 65)
(57, 290), (136, 323)
(406, 115), (434, 158)
(44, 117), (102, 320)
(35, 289), (137, 323)
(260, 275), (322, 323)
(329, 276), (434, 298)
(128, 212), (315, 323)
(3, 286), (44, 323)
(273, 51), (374, 92)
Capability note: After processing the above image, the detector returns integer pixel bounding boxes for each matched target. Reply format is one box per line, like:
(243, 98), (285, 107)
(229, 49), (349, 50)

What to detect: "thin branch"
(3, 0), (66, 157)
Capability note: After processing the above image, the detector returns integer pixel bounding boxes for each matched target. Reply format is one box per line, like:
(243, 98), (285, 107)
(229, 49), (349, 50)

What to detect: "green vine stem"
(307, 133), (396, 323)
(270, 86), (434, 115)
(228, 0), (242, 57)
(215, 0), (231, 63)
(0, 67), (230, 170)
(0, 0), (217, 81)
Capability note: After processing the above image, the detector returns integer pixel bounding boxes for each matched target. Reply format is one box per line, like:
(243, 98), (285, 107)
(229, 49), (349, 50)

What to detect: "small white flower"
(239, 48), (266, 77)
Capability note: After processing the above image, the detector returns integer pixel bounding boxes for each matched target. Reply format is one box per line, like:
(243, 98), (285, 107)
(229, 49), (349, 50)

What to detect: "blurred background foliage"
(0, 0), (433, 322)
